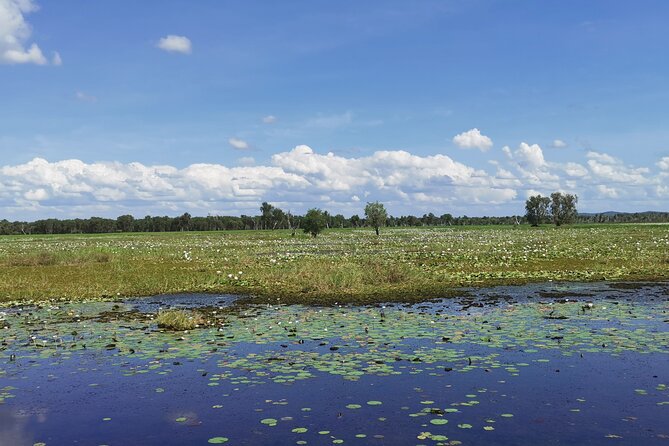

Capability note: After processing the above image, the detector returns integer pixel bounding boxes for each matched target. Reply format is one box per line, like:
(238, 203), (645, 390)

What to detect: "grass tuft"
(156, 310), (204, 331)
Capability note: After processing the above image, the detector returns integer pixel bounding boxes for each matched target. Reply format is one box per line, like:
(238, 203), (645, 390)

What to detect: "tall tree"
(525, 195), (551, 226)
(364, 201), (388, 236)
(259, 202), (274, 229)
(550, 192), (578, 226)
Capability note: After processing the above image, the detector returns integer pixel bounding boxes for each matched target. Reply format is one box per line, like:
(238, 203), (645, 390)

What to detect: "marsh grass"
(0, 224), (668, 304)
(156, 309), (205, 331)
(5, 251), (111, 267)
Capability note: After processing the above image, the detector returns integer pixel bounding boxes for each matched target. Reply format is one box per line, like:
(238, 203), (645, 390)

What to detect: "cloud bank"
(0, 144), (667, 219)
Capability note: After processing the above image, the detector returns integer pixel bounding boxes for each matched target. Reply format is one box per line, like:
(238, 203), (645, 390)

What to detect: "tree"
(302, 208), (327, 237)
(550, 192), (578, 226)
(259, 202), (274, 229)
(270, 207), (286, 229)
(364, 201), (388, 235)
(116, 214), (135, 232)
(525, 195), (551, 226)
(177, 212), (191, 231)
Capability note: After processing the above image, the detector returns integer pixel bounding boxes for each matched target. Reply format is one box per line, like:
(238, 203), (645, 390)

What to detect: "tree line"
(0, 199), (667, 235)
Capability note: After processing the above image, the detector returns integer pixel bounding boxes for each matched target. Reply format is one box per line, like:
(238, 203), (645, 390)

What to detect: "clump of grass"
(73, 252), (112, 264)
(7, 251), (58, 267)
(156, 309), (204, 331)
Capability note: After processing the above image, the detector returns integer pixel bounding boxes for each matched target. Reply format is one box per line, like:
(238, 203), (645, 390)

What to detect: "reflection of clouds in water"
(0, 407), (49, 445)
(0, 407), (41, 445)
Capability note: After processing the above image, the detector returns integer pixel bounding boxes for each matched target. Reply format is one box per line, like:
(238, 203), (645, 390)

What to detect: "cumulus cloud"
(502, 142), (561, 189)
(228, 137), (250, 150)
(1, 145), (667, 219)
(453, 128), (493, 151)
(586, 151), (650, 185)
(596, 184), (618, 199)
(657, 157), (669, 170)
(550, 139), (567, 148)
(156, 35), (192, 54)
(562, 162), (588, 178)
(0, 0), (51, 65)
(262, 115), (277, 124)
(514, 142), (546, 169)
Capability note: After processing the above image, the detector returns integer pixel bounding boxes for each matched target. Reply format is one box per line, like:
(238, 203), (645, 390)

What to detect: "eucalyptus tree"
(525, 195), (551, 226)
(550, 192), (578, 226)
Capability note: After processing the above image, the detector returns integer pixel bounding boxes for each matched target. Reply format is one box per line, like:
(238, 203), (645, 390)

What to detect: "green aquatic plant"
(156, 309), (204, 331)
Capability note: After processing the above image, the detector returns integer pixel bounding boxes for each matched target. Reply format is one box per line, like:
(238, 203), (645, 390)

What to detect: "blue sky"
(1, 0), (668, 219)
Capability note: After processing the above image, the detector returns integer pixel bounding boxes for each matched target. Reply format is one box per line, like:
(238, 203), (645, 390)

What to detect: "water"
(1, 282), (668, 445)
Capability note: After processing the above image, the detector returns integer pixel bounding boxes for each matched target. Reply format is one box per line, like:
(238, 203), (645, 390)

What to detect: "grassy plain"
(0, 224), (668, 305)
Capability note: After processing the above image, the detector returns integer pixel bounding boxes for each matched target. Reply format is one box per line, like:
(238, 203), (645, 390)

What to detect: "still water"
(1, 282), (668, 445)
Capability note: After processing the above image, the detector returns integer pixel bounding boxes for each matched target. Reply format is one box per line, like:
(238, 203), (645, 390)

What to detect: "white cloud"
(452, 128), (493, 151)
(156, 35), (192, 54)
(657, 157), (669, 170)
(596, 185), (618, 199)
(0, 0), (51, 65)
(24, 187), (48, 201)
(229, 137), (250, 150)
(514, 142), (546, 169)
(550, 139), (567, 148)
(1, 145), (667, 219)
(262, 115), (277, 124)
(237, 156), (255, 166)
(587, 151), (617, 164)
(562, 162), (588, 178)
(52, 51), (61, 66)
(586, 151), (650, 185)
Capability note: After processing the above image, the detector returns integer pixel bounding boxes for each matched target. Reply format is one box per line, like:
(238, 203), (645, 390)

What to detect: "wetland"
(1, 281), (668, 445)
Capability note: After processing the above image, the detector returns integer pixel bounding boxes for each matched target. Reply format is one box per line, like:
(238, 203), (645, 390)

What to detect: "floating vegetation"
(0, 282), (667, 444)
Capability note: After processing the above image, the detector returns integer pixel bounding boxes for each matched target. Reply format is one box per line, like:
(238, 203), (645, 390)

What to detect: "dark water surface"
(1, 282), (668, 445)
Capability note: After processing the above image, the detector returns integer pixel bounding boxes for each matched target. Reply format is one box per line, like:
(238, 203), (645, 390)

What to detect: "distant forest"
(1, 203), (668, 235)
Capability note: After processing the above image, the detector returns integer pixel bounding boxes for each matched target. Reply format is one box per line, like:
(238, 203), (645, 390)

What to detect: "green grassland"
(0, 224), (668, 305)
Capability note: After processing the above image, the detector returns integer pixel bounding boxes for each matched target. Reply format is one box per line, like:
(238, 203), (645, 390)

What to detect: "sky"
(1, 0), (669, 220)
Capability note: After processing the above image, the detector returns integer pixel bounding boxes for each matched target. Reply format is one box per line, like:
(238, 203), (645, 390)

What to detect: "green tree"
(260, 202), (274, 229)
(525, 195), (551, 226)
(364, 201), (388, 235)
(116, 214), (135, 232)
(177, 212), (191, 231)
(550, 192), (578, 226)
(302, 208), (327, 237)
